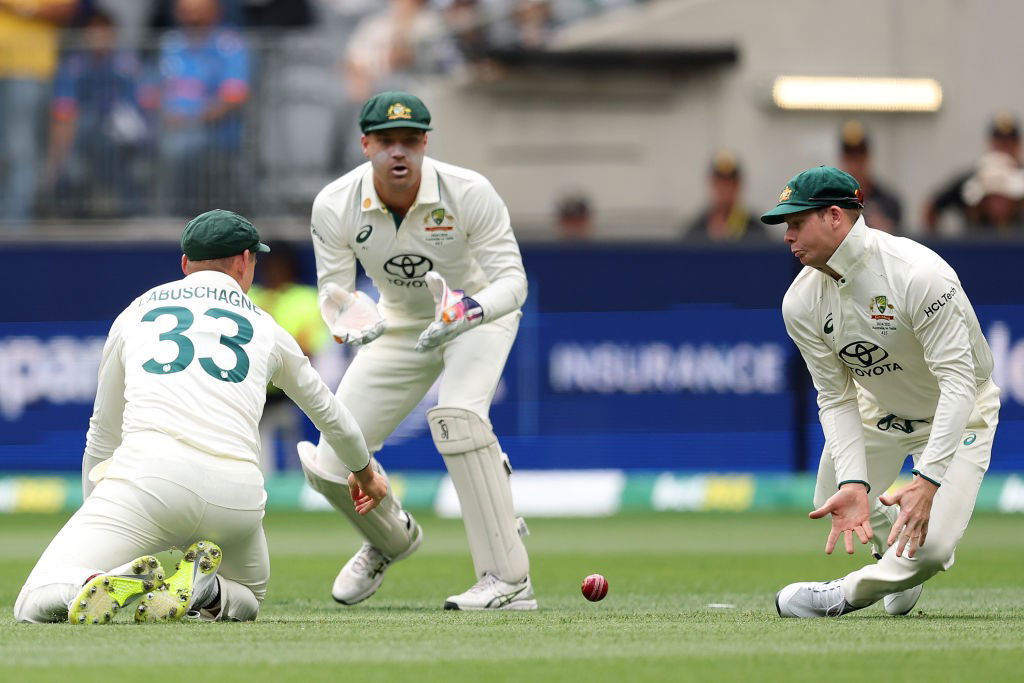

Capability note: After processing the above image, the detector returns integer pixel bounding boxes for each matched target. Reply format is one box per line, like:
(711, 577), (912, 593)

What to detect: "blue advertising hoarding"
(1, 242), (1022, 472)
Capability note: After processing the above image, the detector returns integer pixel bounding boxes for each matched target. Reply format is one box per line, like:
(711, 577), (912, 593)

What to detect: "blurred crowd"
(2, 0), (1024, 240)
(664, 112), (1024, 244)
(0, 0), (636, 227)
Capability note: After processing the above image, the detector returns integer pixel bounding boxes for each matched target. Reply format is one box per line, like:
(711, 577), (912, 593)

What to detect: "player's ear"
(181, 254), (189, 276)
(361, 135), (370, 158)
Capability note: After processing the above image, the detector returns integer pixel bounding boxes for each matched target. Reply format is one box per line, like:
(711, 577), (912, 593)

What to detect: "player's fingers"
(809, 502), (832, 519)
(854, 524), (870, 545)
(844, 529), (855, 555)
(878, 493), (896, 506)
(825, 527), (839, 555)
(919, 520), (929, 548)
(887, 515), (905, 547)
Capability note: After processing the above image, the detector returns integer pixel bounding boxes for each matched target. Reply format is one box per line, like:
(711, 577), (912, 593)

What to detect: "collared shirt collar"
(359, 156), (441, 214)
(183, 269), (243, 291)
(825, 216), (870, 284)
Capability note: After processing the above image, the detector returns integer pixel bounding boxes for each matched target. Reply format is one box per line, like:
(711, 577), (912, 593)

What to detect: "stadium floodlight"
(771, 76), (943, 112)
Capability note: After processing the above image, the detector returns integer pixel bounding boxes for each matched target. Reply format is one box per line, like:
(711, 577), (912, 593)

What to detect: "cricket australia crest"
(869, 295), (896, 335)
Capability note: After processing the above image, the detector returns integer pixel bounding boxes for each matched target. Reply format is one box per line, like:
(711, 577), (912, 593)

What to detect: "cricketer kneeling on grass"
(13, 210), (385, 624)
(766, 167), (999, 618)
(299, 91), (535, 610)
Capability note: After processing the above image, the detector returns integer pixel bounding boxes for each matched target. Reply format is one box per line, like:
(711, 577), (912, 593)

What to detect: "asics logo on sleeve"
(824, 313), (833, 334)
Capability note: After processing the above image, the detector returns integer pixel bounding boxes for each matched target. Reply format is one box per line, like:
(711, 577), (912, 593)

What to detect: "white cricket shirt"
(782, 217), (994, 487)
(310, 157), (527, 329)
(84, 270), (370, 472)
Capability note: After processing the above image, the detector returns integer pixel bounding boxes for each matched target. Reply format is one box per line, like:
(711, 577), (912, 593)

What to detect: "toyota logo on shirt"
(384, 254), (433, 279)
(383, 254), (433, 287)
(838, 341), (903, 377)
(839, 341), (889, 368)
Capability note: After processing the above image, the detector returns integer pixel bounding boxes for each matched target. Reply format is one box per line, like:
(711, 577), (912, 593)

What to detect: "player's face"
(363, 129), (427, 192)
(783, 208), (840, 268)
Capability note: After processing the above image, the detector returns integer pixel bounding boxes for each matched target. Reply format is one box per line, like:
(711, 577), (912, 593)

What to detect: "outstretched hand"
(347, 467), (388, 515)
(320, 283), (387, 347)
(414, 271), (483, 351)
(809, 483), (873, 555)
(879, 475), (939, 558)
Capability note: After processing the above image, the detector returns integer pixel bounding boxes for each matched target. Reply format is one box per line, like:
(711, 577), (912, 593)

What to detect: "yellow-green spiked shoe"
(69, 556), (165, 625)
(136, 540), (222, 623)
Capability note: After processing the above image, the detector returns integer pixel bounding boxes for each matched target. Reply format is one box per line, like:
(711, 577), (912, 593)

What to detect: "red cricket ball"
(581, 574), (609, 602)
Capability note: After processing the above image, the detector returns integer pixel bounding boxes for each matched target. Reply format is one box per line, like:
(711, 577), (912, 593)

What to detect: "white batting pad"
(297, 441), (417, 561)
(428, 407), (529, 583)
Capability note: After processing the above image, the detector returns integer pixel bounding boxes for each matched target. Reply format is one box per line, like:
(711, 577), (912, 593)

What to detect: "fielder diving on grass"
(14, 210), (386, 624)
(300, 90), (534, 610)
(765, 167), (999, 618)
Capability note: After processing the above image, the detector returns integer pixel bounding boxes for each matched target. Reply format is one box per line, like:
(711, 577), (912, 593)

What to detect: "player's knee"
(914, 540), (956, 574)
(427, 406), (496, 454)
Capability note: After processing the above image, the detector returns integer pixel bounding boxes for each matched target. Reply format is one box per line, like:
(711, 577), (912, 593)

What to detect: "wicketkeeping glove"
(320, 282), (387, 347)
(414, 271), (483, 352)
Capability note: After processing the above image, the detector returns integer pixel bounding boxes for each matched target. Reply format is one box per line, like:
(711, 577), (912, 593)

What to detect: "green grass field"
(1, 511), (1022, 682)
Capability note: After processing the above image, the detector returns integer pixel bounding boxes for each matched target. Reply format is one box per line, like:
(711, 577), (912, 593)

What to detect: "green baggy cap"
(359, 91), (433, 134)
(181, 209), (271, 260)
(761, 166), (864, 224)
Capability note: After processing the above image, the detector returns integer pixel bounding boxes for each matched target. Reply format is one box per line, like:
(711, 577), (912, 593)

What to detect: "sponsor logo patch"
(838, 341), (903, 377)
(383, 254), (433, 286)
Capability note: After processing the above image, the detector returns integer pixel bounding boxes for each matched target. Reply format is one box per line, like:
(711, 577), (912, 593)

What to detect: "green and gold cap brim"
(362, 120), (433, 133)
(760, 202), (830, 224)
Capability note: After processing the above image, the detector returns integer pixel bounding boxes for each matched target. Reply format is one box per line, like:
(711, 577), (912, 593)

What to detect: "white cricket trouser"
(314, 312), (526, 578)
(813, 380), (1000, 606)
(337, 312), (520, 451)
(14, 432), (269, 623)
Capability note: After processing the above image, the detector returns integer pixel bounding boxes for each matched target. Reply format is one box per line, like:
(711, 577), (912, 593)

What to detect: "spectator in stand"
(961, 150), (1024, 235)
(0, 0), (77, 227)
(555, 192), (593, 240)
(442, 0), (491, 65)
(491, 0), (554, 49)
(343, 0), (449, 103)
(43, 8), (149, 218)
(683, 150), (765, 242)
(838, 120), (902, 234)
(157, 0), (251, 215)
(925, 111), (1022, 234)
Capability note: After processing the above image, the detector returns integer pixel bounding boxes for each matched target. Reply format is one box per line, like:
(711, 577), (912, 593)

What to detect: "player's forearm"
(470, 272), (527, 321)
(820, 399), (870, 488)
(914, 379), (977, 485)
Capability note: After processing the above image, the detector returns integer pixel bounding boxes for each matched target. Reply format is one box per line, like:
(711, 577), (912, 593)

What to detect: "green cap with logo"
(359, 91), (433, 134)
(181, 209), (270, 260)
(760, 166), (864, 225)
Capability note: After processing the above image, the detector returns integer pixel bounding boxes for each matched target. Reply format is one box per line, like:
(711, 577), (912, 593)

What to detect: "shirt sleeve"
(82, 308), (130, 496)
(311, 191), (358, 312)
(782, 291), (869, 489)
(268, 324), (370, 472)
(906, 264), (978, 485)
(463, 178), (528, 320)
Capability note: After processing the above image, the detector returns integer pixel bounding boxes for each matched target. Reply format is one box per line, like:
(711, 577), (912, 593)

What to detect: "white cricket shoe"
(884, 583), (924, 615)
(775, 579), (860, 618)
(443, 573), (538, 611)
(332, 543), (391, 605)
(332, 517), (423, 605)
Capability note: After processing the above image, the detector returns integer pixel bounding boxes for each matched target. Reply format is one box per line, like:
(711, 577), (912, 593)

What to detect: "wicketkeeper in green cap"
(769, 165), (1001, 621)
(302, 90), (536, 611)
